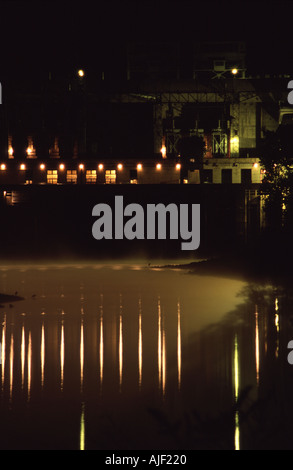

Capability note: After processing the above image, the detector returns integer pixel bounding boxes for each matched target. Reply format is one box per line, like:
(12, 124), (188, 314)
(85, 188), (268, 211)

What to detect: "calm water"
(0, 261), (293, 450)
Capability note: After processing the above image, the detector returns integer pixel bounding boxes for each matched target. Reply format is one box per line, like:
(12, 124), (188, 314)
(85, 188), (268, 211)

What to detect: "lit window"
(67, 170), (77, 184)
(105, 170), (116, 184)
(86, 170), (97, 184)
(47, 170), (58, 184)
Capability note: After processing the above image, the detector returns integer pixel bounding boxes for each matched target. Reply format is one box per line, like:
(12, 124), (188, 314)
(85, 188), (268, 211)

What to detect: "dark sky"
(0, 0), (293, 79)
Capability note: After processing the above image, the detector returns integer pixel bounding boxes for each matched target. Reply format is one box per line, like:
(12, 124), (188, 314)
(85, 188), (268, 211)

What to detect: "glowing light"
(27, 331), (32, 402)
(117, 163), (123, 171)
(253, 162), (259, 169)
(99, 308), (104, 390)
(9, 333), (14, 402)
(137, 163), (142, 171)
(158, 298), (162, 392)
(98, 164), (104, 171)
(138, 299), (142, 390)
(119, 313), (123, 391)
(233, 334), (240, 450)
(231, 68), (238, 75)
(160, 145), (167, 159)
(60, 322), (65, 391)
(26, 147), (32, 156)
(8, 146), (13, 157)
(21, 326), (25, 389)
(230, 135), (239, 154)
(156, 163), (162, 170)
(41, 322), (45, 388)
(80, 319), (84, 392)
(1, 315), (6, 391)
(80, 402), (85, 450)
(0, 164), (6, 171)
(59, 164), (65, 171)
(255, 307), (260, 386)
(78, 69), (85, 78)
(20, 164), (26, 171)
(176, 163), (181, 171)
(40, 164), (46, 170)
(79, 164), (84, 170)
(177, 300), (182, 390)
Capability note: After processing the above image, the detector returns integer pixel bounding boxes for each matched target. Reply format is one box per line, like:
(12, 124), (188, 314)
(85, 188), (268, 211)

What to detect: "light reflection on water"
(0, 263), (292, 450)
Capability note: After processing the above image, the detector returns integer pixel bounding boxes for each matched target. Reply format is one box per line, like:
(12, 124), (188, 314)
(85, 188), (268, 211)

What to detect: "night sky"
(0, 0), (293, 81)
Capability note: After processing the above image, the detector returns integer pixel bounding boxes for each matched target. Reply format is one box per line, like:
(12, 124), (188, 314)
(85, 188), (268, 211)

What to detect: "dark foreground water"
(1, 261), (293, 450)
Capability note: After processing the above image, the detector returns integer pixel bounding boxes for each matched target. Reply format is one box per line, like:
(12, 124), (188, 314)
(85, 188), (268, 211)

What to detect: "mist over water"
(0, 261), (293, 450)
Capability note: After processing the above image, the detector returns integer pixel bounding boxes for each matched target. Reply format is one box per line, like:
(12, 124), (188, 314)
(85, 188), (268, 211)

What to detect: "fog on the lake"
(0, 261), (293, 450)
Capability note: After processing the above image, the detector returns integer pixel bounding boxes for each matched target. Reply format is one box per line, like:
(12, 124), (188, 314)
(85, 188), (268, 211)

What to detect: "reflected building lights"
(1, 315), (6, 391)
(177, 300), (182, 390)
(158, 298), (162, 391)
(157, 297), (166, 397)
(233, 334), (240, 451)
(119, 298), (123, 391)
(275, 297), (279, 358)
(162, 328), (166, 397)
(99, 304), (104, 391)
(255, 306), (260, 386)
(138, 299), (142, 390)
(80, 319), (84, 393)
(9, 333), (14, 402)
(80, 402), (85, 451)
(41, 322), (45, 388)
(60, 322), (65, 391)
(21, 325), (25, 389)
(27, 332), (32, 402)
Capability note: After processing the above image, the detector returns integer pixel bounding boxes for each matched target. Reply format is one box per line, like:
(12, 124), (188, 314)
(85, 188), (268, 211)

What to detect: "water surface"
(0, 262), (292, 450)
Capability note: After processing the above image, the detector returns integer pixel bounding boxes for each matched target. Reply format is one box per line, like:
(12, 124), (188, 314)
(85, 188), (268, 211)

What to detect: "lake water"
(0, 261), (293, 450)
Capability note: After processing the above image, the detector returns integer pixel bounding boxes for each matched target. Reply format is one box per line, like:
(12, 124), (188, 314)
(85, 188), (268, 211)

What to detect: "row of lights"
(0, 163), (182, 172)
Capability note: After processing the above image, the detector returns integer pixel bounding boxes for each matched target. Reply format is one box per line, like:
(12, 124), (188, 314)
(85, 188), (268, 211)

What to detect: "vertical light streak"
(233, 334), (240, 451)
(1, 315), (6, 391)
(138, 298), (142, 390)
(41, 322), (45, 388)
(162, 327), (166, 398)
(60, 321), (65, 391)
(27, 331), (32, 402)
(21, 325), (25, 389)
(255, 305), (260, 386)
(99, 306), (104, 391)
(275, 297), (279, 358)
(80, 402), (85, 451)
(119, 313), (123, 391)
(158, 298), (162, 391)
(9, 333), (14, 402)
(177, 300), (182, 390)
(80, 318), (84, 393)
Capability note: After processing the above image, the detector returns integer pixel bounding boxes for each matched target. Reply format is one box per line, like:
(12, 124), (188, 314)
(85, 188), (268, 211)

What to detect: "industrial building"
(0, 41), (289, 187)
